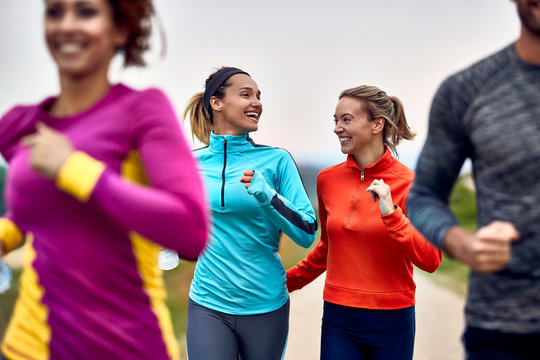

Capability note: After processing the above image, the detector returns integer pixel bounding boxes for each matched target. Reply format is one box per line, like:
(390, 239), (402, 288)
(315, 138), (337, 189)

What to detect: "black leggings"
(321, 302), (415, 360)
(186, 298), (289, 360)
(463, 326), (540, 360)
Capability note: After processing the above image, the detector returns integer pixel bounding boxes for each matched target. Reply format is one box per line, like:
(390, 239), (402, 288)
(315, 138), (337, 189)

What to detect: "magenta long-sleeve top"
(0, 84), (208, 360)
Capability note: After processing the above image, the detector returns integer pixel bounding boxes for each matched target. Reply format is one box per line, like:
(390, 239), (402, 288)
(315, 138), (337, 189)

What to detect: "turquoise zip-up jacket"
(189, 132), (317, 314)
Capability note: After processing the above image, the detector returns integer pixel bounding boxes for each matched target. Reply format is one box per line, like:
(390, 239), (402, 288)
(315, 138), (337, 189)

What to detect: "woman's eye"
(78, 7), (97, 18)
(79, 7), (97, 18)
(45, 6), (63, 19)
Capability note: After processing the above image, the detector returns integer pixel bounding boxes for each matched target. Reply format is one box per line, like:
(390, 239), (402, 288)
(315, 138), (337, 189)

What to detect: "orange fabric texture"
(287, 149), (442, 309)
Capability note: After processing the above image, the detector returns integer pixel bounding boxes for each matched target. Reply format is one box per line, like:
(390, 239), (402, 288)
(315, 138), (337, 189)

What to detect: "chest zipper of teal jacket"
(348, 170), (364, 225)
(221, 139), (227, 208)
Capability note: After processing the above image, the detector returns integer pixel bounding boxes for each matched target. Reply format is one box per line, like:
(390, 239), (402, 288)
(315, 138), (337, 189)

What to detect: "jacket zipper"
(348, 170), (364, 225)
(220, 139), (228, 208)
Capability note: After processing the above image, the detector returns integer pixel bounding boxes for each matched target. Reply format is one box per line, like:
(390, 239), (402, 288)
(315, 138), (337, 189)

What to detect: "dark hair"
(339, 85), (416, 156)
(184, 67), (243, 145)
(108, 0), (154, 67)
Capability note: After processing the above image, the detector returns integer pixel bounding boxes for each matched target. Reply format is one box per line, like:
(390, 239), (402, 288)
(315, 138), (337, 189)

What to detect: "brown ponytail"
(339, 85), (416, 156)
(184, 92), (212, 145)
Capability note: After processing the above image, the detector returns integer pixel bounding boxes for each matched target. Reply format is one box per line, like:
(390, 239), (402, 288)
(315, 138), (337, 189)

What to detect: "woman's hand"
(22, 122), (74, 180)
(366, 179), (395, 216)
(240, 170), (255, 189)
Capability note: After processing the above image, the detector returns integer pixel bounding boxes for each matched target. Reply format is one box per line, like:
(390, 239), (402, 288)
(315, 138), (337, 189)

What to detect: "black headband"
(203, 67), (250, 115)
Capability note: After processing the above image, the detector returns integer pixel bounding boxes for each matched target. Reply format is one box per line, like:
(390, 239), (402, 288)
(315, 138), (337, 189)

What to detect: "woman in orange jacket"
(286, 85), (442, 360)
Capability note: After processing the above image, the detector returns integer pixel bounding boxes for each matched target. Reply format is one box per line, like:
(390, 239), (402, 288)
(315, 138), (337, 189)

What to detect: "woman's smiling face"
(212, 73), (263, 135)
(44, 0), (127, 79)
(333, 96), (377, 156)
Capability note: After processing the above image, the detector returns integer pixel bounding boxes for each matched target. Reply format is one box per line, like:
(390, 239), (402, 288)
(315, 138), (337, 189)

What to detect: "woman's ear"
(113, 26), (129, 49)
(210, 97), (222, 113)
(373, 117), (385, 134)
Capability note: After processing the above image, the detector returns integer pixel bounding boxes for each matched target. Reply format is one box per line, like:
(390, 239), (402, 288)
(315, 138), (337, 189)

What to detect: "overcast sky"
(0, 0), (520, 168)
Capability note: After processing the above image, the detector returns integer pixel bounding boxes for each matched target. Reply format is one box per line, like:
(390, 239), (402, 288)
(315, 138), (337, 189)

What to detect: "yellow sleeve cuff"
(0, 218), (23, 254)
(55, 151), (106, 202)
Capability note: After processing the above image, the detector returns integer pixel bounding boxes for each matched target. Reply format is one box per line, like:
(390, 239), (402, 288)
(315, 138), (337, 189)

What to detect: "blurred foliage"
(448, 174), (477, 233)
(426, 174), (476, 295)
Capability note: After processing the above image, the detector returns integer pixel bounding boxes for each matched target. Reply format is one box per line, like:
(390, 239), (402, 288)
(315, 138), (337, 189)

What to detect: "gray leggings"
(186, 298), (290, 360)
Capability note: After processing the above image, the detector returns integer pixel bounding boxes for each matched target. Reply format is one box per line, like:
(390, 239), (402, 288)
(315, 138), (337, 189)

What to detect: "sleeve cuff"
(0, 218), (23, 253)
(247, 171), (275, 204)
(381, 205), (406, 229)
(286, 267), (302, 292)
(55, 151), (106, 202)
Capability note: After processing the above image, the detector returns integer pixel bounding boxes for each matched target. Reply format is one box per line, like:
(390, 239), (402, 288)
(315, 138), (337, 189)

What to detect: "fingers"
(240, 177), (253, 189)
(366, 179), (390, 198)
(365, 179), (395, 216)
(21, 123), (55, 147)
(239, 170), (255, 183)
(470, 221), (520, 273)
(21, 133), (39, 147)
(19, 123), (74, 180)
(477, 221), (520, 244)
(240, 170), (255, 189)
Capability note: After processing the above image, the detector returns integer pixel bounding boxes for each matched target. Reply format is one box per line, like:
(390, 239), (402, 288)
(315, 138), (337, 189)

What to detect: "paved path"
(285, 273), (465, 360)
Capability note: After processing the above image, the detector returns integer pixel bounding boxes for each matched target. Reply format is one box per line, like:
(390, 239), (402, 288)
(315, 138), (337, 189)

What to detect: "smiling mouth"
(245, 112), (259, 121)
(56, 43), (84, 55)
(339, 137), (351, 143)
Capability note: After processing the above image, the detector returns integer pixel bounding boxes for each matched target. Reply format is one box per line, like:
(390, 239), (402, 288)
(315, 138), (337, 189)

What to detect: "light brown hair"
(339, 85), (416, 156)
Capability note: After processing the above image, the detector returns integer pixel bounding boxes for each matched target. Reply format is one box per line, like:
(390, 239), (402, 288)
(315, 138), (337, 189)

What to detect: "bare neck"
(212, 117), (248, 137)
(353, 142), (385, 169)
(515, 26), (540, 66)
(50, 74), (111, 117)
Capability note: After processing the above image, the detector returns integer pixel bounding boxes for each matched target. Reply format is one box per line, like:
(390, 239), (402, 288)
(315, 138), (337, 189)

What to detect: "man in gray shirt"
(408, 1), (540, 358)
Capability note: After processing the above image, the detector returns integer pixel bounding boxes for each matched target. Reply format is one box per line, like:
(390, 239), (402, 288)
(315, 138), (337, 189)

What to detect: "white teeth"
(245, 112), (258, 117)
(339, 137), (350, 143)
(59, 43), (82, 54)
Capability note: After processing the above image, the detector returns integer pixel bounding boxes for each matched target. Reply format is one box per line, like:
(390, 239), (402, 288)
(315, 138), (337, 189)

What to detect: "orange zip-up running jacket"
(287, 148), (442, 309)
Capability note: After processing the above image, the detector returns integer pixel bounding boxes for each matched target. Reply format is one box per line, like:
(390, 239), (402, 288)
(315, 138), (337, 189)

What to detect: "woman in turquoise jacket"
(184, 67), (317, 360)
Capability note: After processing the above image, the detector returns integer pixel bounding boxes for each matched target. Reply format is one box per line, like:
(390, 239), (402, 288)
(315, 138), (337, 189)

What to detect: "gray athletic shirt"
(408, 43), (540, 334)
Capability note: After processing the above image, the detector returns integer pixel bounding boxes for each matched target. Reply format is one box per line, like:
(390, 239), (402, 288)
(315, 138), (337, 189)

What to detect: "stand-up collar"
(208, 131), (254, 153)
(345, 147), (394, 172)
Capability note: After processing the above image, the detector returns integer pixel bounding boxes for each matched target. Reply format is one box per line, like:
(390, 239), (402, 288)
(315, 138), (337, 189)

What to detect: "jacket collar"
(208, 131), (254, 153)
(345, 147), (394, 172)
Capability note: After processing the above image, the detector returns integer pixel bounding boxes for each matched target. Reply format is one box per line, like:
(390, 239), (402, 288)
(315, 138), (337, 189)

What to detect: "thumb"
(36, 122), (55, 134)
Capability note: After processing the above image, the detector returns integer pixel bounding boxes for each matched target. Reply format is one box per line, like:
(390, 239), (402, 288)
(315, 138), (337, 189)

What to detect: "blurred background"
(0, 0), (518, 358)
(1, 0), (520, 168)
